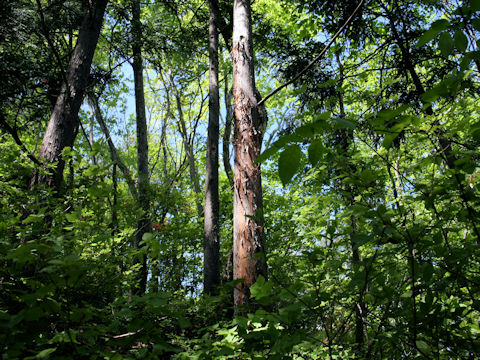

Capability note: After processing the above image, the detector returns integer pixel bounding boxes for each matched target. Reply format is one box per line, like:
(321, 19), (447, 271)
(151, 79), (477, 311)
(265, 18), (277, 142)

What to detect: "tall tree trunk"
(232, 0), (267, 310)
(30, 0), (108, 191)
(132, 0), (148, 295)
(335, 51), (367, 353)
(111, 164), (118, 236)
(223, 74), (234, 187)
(88, 103), (96, 164)
(203, 0), (221, 295)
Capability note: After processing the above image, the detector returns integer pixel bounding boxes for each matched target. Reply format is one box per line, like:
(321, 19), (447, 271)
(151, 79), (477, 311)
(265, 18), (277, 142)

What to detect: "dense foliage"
(1, 0), (479, 358)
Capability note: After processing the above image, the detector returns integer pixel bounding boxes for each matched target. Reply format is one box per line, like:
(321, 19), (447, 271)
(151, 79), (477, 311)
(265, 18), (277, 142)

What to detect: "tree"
(231, 0), (267, 309)
(131, 0), (149, 295)
(30, 0), (109, 191)
(203, 0), (221, 295)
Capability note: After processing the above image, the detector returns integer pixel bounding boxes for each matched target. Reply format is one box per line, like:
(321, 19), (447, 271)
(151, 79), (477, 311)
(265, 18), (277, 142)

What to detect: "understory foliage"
(1, 0), (480, 359)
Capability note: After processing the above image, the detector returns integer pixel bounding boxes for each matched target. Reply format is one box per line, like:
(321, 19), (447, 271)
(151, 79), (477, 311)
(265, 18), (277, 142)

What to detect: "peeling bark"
(232, 0), (267, 310)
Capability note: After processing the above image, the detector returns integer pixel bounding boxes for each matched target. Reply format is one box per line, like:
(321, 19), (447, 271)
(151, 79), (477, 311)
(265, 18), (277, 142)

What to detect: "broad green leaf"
(459, 53), (473, 72)
(430, 19), (450, 30)
(360, 169), (375, 183)
(308, 140), (325, 166)
(417, 28), (441, 47)
(334, 118), (355, 130)
(422, 263), (434, 282)
(421, 80), (450, 102)
(376, 104), (411, 123)
(382, 118), (410, 149)
(383, 133), (398, 149)
(257, 133), (301, 163)
(61, 146), (73, 157)
(279, 302), (302, 322)
(65, 213), (77, 223)
(35, 348), (57, 359)
(250, 275), (274, 299)
(84, 165), (99, 177)
(416, 340), (430, 353)
(24, 214), (44, 224)
(278, 145), (302, 185)
(416, 19), (450, 47)
(142, 232), (154, 242)
(439, 32), (454, 56)
(454, 30), (468, 52)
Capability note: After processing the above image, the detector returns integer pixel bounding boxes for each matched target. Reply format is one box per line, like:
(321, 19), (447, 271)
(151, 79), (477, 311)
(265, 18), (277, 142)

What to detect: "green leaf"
(422, 263), (434, 282)
(278, 145), (302, 185)
(416, 340), (430, 353)
(142, 232), (154, 242)
(439, 32), (454, 57)
(257, 133), (301, 163)
(459, 53), (473, 72)
(375, 104), (411, 123)
(24, 214), (44, 224)
(250, 275), (273, 299)
(383, 133), (398, 149)
(61, 146), (73, 158)
(84, 165), (99, 177)
(421, 80), (450, 102)
(334, 118), (355, 130)
(308, 140), (325, 166)
(36, 348), (57, 359)
(65, 213), (77, 223)
(416, 19), (450, 47)
(417, 29), (441, 47)
(454, 31), (468, 52)
(382, 120), (410, 149)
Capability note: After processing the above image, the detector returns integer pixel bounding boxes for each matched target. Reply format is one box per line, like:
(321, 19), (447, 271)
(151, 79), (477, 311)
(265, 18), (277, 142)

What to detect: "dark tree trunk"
(132, 0), (148, 295)
(30, 0), (108, 191)
(232, 0), (267, 310)
(223, 75), (234, 187)
(203, 0), (221, 296)
(335, 51), (367, 353)
(112, 164), (118, 235)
